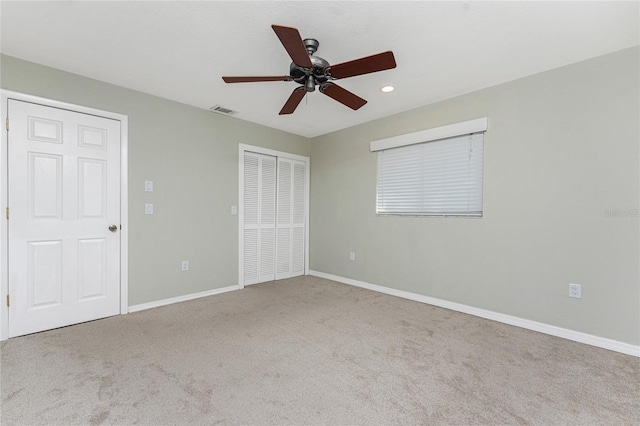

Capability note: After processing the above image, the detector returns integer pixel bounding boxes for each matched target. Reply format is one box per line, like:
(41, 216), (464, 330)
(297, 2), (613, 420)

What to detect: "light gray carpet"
(1, 275), (638, 425)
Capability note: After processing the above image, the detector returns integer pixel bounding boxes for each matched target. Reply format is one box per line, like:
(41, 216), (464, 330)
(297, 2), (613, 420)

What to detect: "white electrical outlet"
(181, 260), (189, 271)
(231, 206), (237, 215)
(569, 283), (581, 298)
(349, 251), (356, 261)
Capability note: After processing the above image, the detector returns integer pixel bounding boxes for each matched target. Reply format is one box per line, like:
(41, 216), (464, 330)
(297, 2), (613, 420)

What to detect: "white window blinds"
(376, 133), (484, 216)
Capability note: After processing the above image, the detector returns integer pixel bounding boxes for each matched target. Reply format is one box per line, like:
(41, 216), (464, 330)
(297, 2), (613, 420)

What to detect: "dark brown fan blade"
(272, 25), (313, 68)
(222, 76), (292, 83)
(320, 83), (367, 110)
(279, 87), (307, 115)
(327, 51), (396, 79)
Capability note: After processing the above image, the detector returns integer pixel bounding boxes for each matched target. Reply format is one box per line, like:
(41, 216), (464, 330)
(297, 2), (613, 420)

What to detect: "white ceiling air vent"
(209, 105), (238, 116)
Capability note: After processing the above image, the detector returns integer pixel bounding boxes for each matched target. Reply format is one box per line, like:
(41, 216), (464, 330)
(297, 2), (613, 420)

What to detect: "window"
(372, 118), (487, 217)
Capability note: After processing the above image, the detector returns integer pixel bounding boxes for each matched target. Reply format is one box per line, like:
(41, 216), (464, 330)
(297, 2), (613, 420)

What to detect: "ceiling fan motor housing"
(289, 38), (330, 91)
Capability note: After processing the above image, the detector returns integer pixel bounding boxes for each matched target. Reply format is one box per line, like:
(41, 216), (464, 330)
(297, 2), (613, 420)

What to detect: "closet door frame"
(238, 144), (309, 289)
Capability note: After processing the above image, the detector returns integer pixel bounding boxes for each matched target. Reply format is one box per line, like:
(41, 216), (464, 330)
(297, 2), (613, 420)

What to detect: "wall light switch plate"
(145, 180), (154, 192)
(569, 283), (582, 298)
(349, 251), (356, 261)
(145, 203), (154, 215)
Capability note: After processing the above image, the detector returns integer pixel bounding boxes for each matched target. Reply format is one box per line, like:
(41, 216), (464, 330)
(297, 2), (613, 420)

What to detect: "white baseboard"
(128, 285), (241, 313)
(309, 270), (640, 358)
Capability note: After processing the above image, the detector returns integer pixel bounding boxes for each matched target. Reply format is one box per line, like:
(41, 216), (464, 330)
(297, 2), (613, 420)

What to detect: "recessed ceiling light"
(381, 85), (395, 93)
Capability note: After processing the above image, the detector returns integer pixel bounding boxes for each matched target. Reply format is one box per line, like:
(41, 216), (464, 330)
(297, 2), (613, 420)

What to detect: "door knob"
(109, 224), (118, 232)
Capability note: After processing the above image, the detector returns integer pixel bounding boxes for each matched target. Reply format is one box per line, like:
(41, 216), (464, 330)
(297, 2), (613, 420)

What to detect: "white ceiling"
(1, 1), (638, 138)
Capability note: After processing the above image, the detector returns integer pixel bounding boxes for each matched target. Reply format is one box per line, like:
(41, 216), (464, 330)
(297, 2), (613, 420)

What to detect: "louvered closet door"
(276, 158), (306, 280)
(243, 152), (276, 285)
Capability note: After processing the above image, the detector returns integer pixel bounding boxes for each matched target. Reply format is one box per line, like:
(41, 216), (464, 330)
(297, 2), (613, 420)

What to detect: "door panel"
(28, 116), (62, 143)
(243, 154), (259, 285)
(276, 158), (305, 280)
(8, 99), (121, 337)
(291, 227), (305, 276)
(243, 228), (258, 284)
(276, 228), (290, 277)
(258, 155), (276, 283)
(259, 228), (275, 279)
(291, 162), (306, 276)
(29, 153), (63, 218)
(242, 152), (276, 285)
(79, 159), (107, 218)
(27, 240), (62, 308)
(78, 238), (107, 300)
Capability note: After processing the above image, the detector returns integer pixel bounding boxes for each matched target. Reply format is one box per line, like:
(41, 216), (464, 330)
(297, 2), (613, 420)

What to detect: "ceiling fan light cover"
(305, 75), (316, 92)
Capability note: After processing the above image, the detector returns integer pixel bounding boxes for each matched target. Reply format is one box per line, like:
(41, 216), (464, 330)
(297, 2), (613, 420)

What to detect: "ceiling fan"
(222, 25), (397, 115)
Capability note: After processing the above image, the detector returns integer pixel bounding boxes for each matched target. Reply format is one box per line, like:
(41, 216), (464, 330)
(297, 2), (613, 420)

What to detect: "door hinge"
(5, 207), (8, 220)
(6, 295), (9, 307)
(5, 118), (8, 131)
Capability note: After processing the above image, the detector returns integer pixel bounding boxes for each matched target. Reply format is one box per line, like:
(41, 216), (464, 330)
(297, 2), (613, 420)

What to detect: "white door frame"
(0, 90), (129, 341)
(238, 144), (309, 288)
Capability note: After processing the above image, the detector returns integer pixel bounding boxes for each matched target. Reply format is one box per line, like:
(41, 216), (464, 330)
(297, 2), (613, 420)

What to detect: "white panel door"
(243, 152), (276, 285)
(275, 158), (305, 280)
(8, 99), (121, 337)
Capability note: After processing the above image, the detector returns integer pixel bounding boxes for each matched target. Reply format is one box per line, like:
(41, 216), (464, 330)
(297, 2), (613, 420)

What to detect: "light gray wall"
(309, 47), (640, 345)
(1, 54), (310, 306)
(2, 48), (638, 346)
